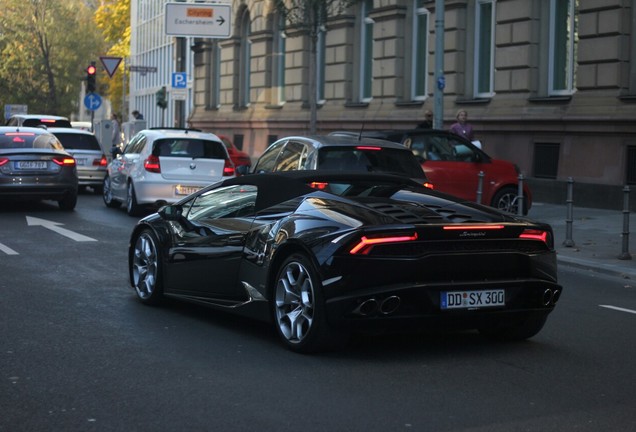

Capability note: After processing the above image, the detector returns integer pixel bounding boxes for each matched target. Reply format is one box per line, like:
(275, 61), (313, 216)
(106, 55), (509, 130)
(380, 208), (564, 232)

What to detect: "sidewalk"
(528, 202), (636, 279)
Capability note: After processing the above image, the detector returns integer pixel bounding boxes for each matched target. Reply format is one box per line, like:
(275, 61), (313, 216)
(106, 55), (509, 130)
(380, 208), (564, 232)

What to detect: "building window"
(474, 0), (495, 98)
(317, 27), (326, 103)
(549, 0), (577, 95)
(360, 0), (374, 102)
(626, 146), (636, 185)
(411, 1), (429, 101)
(206, 42), (221, 109)
(533, 143), (560, 179)
(239, 9), (251, 108)
(273, 14), (286, 105)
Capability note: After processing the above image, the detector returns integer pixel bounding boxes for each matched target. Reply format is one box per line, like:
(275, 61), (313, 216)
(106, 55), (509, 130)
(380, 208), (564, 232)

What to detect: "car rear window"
(22, 118), (73, 128)
(317, 147), (426, 179)
(0, 132), (63, 150)
(52, 133), (101, 151)
(153, 139), (227, 159)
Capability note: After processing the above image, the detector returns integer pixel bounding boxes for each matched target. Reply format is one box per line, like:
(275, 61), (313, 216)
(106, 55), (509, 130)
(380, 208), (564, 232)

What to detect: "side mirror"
(158, 204), (183, 221)
(235, 165), (250, 176)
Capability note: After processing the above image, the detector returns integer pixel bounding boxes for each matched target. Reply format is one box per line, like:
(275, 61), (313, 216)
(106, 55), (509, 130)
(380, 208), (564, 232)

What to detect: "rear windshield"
(22, 118), (73, 128)
(52, 133), (101, 151)
(317, 147), (426, 179)
(0, 132), (63, 150)
(153, 138), (227, 159)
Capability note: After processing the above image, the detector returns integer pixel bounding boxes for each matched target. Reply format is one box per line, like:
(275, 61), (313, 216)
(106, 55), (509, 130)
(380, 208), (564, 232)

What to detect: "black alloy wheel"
(131, 229), (163, 305)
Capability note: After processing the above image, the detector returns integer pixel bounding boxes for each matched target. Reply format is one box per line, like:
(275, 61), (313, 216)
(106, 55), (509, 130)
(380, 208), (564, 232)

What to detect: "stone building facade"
(186, 0), (636, 208)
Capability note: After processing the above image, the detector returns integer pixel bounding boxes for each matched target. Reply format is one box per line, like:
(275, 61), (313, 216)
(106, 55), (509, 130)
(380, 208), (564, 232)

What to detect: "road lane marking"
(0, 243), (19, 255)
(26, 216), (97, 242)
(599, 305), (636, 315)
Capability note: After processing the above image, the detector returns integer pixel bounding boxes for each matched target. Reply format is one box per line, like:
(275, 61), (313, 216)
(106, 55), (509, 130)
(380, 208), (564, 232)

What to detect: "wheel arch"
(266, 241), (320, 300)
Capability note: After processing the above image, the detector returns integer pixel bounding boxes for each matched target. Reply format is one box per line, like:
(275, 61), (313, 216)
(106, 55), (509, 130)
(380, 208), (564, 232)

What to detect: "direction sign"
(4, 104), (27, 121)
(100, 56), (123, 78)
(165, 3), (231, 38)
(84, 93), (102, 111)
(172, 72), (187, 89)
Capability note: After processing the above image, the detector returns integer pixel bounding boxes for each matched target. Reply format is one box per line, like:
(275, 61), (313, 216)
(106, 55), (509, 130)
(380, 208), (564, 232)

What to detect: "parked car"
(331, 129), (532, 214)
(48, 127), (107, 194)
(218, 134), (252, 173)
(6, 114), (73, 128)
(0, 126), (78, 210)
(251, 135), (432, 187)
(103, 127), (236, 216)
(128, 171), (562, 353)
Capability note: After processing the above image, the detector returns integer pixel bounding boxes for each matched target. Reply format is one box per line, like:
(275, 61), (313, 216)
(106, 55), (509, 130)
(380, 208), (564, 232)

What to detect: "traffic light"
(156, 86), (168, 109)
(86, 62), (97, 93)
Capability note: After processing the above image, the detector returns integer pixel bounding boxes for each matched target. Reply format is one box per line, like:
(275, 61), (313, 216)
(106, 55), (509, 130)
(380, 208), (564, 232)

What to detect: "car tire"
(131, 229), (163, 305)
(103, 176), (121, 208)
(58, 191), (77, 211)
(272, 253), (348, 353)
(478, 316), (547, 341)
(126, 182), (142, 216)
(491, 186), (527, 215)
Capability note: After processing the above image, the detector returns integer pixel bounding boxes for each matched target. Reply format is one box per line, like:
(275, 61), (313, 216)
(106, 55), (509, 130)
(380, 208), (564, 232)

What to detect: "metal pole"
(564, 177), (575, 247)
(619, 185), (632, 260)
(433, 0), (445, 130)
(476, 171), (484, 204)
(517, 174), (525, 216)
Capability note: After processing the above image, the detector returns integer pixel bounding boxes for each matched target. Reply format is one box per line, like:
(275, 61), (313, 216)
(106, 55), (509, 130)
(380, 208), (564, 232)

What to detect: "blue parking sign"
(172, 72), (187, 89)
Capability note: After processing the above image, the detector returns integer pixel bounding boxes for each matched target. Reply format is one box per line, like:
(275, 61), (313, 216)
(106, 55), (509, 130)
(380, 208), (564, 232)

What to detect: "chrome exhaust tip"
(353, 299), (379, 316)
(380, 296), (401, 315)
(551, 289), (561, 304)
(542, 289), (553, 306)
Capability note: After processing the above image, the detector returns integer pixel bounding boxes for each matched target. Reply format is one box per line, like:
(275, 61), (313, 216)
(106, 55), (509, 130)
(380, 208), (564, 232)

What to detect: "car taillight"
(349, 232), (418, 255)
(309, 181), (329, 190)
(355, 146), (381, 151)
(223, 159), (235, 176)
(93, 156), (108, 166)
(0, 158), (9, 166)
(423, 182), (434, 189)
(519, 229), (549, 244)
(52, 157), (76, 166)
(144, 155), (161, 173)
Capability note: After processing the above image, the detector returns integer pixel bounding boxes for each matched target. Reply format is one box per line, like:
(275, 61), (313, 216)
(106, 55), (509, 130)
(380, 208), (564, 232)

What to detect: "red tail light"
(144, 155), (161, 173)
(52, 157), (76, 166)
(355, 146), (381, 151)
(349, 232), (418, 255)
(0, 158), (9, 166)
(223, 159), (235, 176)
(94, 156), (108, 167)
(423, 182), (434, 189)
(309, 181), (329, 190)
(519, 229), (549, 243)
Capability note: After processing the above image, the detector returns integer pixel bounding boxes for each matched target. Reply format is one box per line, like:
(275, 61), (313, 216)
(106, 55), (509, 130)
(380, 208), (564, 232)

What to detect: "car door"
(110, 134), (146, 200)
(409, 134), (486, 201)
(164, 184), (258, 299)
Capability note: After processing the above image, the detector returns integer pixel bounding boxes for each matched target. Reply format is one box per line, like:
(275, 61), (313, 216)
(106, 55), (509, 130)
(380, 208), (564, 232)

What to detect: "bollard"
(476, 171), (484, 204)
(563, 177), (575, 247)
(619, 185), (632, 260)
(517, 174), (525, 216)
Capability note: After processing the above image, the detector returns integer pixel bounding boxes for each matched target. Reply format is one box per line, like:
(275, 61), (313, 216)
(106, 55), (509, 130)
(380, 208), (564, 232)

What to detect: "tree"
(275, 0), (357, 133)
(0, 0), (104, 115)
(94, 0), (130, 117)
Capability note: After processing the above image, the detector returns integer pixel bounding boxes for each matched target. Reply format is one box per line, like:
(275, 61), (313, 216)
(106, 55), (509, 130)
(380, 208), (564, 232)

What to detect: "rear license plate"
(175, 185), (202, 195)
(17, 161), (47, 169)
(440, 289), (505, 309)
(75, 158), (87, 166)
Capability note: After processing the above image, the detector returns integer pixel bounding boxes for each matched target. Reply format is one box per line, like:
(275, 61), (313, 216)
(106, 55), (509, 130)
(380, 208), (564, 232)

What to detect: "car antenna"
(358, 122), (365, 141)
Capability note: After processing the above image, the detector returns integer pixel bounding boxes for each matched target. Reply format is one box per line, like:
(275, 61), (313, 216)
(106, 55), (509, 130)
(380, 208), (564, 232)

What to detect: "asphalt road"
(1, 194), (636, 431)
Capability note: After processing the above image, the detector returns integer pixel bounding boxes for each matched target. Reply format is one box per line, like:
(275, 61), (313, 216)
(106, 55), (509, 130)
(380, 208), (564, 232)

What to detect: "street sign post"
(165, 3), (231, 38)
(100, 57), (123, 78)
(172, 72), (187, 89)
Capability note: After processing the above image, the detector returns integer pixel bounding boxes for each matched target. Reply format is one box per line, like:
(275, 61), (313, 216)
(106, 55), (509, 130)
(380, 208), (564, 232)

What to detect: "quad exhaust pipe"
(542, 288), (561, 306)
(353, 296), (401, 316)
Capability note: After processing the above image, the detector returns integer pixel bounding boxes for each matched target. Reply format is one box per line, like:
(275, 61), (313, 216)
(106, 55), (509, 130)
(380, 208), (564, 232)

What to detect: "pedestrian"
(449, 109), (475, 142)
(132, 110), (144, 120)
(416, 110), (433, 129)
(111, 113), (123, 157)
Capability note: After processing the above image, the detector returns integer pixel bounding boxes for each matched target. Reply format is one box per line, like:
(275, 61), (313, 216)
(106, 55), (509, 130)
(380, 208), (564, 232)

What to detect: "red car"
(331, 129), (531, 214)
(218, 135), (251, 173)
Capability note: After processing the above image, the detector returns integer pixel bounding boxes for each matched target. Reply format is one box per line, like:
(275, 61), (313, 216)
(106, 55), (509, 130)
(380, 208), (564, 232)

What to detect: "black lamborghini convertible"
(128, 171), (562, 353)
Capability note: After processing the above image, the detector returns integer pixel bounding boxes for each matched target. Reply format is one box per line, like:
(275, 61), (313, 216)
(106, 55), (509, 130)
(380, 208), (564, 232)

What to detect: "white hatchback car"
(103, 128), (235, 216)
